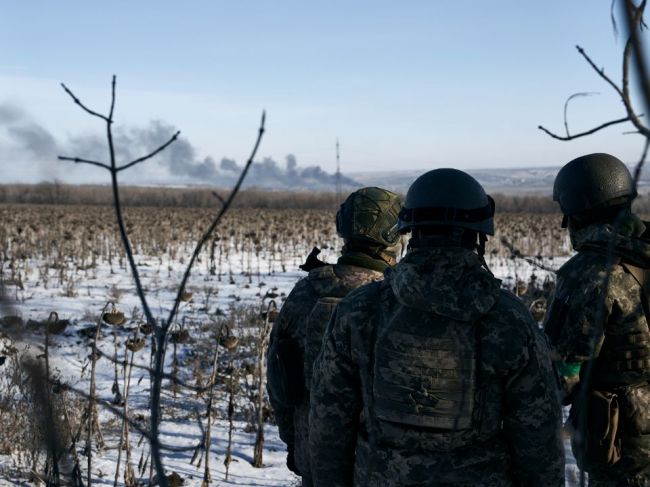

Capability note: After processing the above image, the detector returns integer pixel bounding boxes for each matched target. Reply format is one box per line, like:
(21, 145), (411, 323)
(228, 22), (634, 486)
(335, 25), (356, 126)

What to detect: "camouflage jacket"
(310, 247), (564, 487)
(544, 222), (650, 479)
(266, 257), (385, 478)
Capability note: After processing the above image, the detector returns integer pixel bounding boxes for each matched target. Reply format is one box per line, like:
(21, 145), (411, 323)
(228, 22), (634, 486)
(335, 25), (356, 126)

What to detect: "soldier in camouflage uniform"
(309, 168), (565, 487)
(545, 153), (650, 486)
(267, 187), (403, 487)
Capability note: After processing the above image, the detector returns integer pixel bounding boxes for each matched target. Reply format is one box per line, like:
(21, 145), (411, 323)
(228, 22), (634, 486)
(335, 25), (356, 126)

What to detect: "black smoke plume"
(0, 103), (359, 189)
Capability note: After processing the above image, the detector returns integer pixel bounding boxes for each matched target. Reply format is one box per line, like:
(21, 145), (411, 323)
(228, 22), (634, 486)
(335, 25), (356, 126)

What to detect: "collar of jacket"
(571, 214), (650, 267)
(337, 251), (390, 273)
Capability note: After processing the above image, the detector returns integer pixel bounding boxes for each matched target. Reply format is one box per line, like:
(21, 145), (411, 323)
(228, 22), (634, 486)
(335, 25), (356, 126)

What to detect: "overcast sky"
(1, 0), (648, 184)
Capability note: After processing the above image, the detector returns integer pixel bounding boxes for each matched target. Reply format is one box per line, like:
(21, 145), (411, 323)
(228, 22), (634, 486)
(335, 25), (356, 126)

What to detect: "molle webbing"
(601, 332), (650, 372)
(594, 260), (650, 373)
(373, 317), (476, 431)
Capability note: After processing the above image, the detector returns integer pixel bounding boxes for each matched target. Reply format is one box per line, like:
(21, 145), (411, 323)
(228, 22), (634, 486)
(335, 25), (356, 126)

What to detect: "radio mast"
(335, 137), (341, 202)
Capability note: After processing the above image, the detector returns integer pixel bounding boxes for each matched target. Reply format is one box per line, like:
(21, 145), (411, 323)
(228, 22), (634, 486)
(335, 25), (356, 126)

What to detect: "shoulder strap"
(620, 261), (650, 326)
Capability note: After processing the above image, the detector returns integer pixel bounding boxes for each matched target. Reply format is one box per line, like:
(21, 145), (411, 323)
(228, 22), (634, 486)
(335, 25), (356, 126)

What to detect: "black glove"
(286, 444), (301, 476)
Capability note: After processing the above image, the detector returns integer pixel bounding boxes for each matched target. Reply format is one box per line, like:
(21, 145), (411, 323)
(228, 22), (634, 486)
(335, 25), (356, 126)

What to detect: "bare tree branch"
(117, 131), (181, 172)
(538, 116), (631, 140)
(576, 44), (625, 98)
(108, 75), (116, 121)
(500, 237), (558, 274)
(55, 382), (202, 454)
(212, 191), (227, 207)
(148, 110), (266, 483)
(612, 0), (621, 38)
(165, 110), (266, 330)
(59, 75), (266, 487)
(539, 36), (647, 140)
(625, 0), (650, 121)
(57, 156), (111, 171)
(60, 82), (110, 123)
(563, 92), (599, 137)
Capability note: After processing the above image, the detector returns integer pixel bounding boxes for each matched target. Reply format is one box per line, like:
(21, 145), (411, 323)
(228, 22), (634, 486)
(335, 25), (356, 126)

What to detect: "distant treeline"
(2, 182), (650, 213)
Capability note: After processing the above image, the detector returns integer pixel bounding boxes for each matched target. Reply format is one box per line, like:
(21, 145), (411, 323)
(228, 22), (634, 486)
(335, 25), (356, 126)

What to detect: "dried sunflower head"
(219, 335), (239, 351)
(170, 329), (190, 344)
(126, 337), (145, 352)
(102, 307), (126, 326)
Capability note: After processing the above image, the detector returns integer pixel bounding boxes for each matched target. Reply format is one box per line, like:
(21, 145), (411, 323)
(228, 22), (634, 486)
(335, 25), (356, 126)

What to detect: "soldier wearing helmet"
(545, 153), (650, 486)
(309, 169), (564, 486)
(266, 187), (403, 487)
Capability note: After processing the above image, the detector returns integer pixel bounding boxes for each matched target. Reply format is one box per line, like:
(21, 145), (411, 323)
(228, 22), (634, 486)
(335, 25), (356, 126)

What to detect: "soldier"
(309, 168), (565, 487)
(545, 153), (650, 486)
(267, 187), (403, 487)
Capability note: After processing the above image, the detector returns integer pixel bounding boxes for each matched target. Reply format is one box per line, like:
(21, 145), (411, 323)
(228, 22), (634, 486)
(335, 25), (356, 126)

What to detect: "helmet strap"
(477, 232), (487, 258)
(408, 226), (478, 251)
(477, 232), (495, 276)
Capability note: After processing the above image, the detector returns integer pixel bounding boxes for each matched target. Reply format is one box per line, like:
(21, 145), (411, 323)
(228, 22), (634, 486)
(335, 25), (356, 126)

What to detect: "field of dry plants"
(0, 203), (576, 486)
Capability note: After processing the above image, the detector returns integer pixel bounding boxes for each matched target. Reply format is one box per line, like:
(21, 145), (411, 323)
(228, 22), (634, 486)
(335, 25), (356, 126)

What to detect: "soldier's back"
(310, 247), (564, 487)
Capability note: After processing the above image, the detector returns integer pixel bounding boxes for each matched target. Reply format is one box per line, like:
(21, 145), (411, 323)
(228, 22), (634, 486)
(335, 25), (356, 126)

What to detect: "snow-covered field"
(0, 225), (581, 486)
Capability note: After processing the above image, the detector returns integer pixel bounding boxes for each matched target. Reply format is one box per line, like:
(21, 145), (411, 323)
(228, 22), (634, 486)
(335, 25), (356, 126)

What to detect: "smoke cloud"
(0, 102), (360, 189)
(0, 104), (59, 160)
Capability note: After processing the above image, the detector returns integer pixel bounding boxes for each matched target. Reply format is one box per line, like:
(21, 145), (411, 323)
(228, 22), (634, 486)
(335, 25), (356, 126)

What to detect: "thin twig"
(563, 92), (599, 137)
(117, 131), (181, 172)
(165, 111), (266, 328)
(61, 83), (110, 123)
(148, 110), (266, 484)
(538, 116), (631, 140)
(577, 41), (649, 137)
(211, 191), (227, 207)
(87, 301), (112, 486)
(576, 44), (625, 98)
(52, 380), (203, 454)
(500, 237), (558, 274)
(624, 0), (650, 122)
(108, 75), (116, 121)
(57, 156), (112, 171)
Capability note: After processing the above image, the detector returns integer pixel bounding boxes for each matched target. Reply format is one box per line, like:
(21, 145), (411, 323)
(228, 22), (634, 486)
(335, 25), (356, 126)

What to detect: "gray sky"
(0, 0), (648, 184)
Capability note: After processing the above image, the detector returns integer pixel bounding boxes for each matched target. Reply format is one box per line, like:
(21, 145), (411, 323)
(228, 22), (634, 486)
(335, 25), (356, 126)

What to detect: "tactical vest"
(370, 285), (480, 450)
(600, 261), (650, 373)
(303, 264), (383, 391)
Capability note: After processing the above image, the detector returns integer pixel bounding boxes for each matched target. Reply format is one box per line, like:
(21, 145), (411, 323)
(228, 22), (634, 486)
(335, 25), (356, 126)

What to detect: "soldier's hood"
(386, 247), (501, 322)
(571, 218), (650, 268)
(308, 263), (384, 298)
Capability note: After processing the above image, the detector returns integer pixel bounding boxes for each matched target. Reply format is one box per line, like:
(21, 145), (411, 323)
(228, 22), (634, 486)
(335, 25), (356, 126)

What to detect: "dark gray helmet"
(553, 153), (637, 216)
(398, 168), (494, 235)
(336, 187), (403, 247)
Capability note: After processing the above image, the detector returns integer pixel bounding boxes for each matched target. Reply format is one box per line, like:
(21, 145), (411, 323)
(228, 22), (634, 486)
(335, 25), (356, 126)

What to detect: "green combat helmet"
(554, 153), (637, 227)
(397, 168), (495, 235)
(336, 187), (403, 247)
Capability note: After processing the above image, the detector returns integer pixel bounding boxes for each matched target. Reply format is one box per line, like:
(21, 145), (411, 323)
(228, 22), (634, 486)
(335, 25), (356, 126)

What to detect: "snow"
(0, 238), (581, 486)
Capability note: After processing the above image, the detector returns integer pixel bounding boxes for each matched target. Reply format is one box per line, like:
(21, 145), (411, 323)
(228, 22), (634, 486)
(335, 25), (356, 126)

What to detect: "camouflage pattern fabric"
(310, 247), (565, 487)
(544, 221), (650, 484)
(267, 259), (385, 482)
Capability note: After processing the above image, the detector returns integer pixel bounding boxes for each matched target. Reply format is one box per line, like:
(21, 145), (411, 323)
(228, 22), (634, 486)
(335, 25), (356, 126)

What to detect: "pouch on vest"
(620, 382), (650, 435)
(570, 390), (621, 467)
(303, 297), (341, 391)
(371, 305), (477, 445)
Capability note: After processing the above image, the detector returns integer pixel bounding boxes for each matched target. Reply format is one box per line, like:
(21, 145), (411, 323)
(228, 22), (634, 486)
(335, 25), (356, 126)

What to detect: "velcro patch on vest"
(373, 307), (476, 430)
